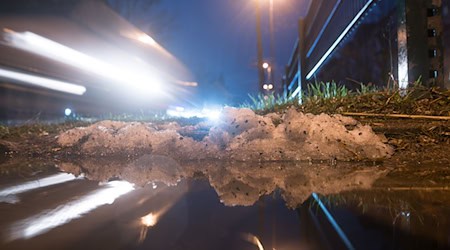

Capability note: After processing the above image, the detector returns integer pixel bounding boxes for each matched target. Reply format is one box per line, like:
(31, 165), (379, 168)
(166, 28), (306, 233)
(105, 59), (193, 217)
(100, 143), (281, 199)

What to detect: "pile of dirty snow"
(57, 108), (393, 161)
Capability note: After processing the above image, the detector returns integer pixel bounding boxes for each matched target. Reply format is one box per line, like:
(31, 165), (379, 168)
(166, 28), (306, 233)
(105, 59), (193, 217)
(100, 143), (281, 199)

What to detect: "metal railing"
(284, 0), (377, 99)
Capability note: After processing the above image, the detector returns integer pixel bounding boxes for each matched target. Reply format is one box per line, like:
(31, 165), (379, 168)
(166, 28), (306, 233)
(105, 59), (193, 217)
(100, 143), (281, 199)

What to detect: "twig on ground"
(342, 112), (450, 120)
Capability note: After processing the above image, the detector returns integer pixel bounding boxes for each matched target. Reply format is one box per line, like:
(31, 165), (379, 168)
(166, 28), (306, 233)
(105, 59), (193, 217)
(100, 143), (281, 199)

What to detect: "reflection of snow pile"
(59, 156), (388, 208)
(57, 108), (393, 161)
(204, 162), (387, 208)
(59, 155), (184, 187)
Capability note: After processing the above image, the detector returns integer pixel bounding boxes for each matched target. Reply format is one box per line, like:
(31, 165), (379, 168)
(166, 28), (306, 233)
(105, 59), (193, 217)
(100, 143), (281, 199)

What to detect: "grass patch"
(241, 92), (298, 113)
(244, 81), (450, 117)
(306, 81), (350, 100)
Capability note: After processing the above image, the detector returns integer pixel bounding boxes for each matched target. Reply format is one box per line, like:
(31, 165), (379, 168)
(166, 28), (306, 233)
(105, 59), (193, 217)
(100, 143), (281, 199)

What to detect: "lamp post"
(255, 0), (276, 91)
(268, 0), (275, 87)
(256, 0), (265, 90)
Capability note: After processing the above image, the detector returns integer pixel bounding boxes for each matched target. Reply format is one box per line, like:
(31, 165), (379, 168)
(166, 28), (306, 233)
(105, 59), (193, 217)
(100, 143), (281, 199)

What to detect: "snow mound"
(57, 108), (393, 161)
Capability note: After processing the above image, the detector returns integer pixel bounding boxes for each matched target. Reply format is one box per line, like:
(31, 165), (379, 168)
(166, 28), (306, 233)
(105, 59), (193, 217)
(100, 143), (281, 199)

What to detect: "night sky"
(150, 0), (311, 105)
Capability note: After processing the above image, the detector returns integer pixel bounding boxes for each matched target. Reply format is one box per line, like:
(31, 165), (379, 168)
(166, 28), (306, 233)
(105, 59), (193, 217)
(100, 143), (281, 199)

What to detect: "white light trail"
(0, 67), (86, 95)
(8, 181), (134, 241)
(0, 173), (79, 203)
(4, 30), (162, 93)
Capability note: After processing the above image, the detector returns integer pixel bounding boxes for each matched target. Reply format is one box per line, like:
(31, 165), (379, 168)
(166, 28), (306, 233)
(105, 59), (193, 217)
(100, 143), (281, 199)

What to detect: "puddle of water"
(0, 157), (448, 250)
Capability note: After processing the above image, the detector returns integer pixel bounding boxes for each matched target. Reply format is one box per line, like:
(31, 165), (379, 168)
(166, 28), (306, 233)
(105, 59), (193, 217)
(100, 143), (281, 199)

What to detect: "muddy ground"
(0, 117), (448, 166)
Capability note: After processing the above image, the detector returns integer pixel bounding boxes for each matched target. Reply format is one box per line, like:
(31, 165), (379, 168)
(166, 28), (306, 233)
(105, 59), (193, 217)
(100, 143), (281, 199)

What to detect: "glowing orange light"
(141, 212), (158, 227)
(243, 233), (265, 250)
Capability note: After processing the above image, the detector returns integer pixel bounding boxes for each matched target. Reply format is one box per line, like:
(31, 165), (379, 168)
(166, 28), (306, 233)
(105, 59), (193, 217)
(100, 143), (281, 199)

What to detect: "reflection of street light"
(141, 213), (158, 227)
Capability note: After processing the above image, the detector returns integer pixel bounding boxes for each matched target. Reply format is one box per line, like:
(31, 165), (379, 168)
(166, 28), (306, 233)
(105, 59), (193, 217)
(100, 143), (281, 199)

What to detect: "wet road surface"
(0, 157), (449, 250)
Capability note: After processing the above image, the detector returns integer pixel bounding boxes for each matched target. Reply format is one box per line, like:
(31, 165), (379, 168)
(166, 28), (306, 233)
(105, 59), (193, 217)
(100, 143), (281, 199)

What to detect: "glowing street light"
(64, 108), (72, 116)
(262, 83), (273, 90)
(261, 62), (273, 91)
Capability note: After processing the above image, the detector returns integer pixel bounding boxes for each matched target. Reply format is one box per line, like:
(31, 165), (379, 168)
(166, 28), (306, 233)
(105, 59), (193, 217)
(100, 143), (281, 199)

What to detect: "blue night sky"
(152, 0), (310, 105)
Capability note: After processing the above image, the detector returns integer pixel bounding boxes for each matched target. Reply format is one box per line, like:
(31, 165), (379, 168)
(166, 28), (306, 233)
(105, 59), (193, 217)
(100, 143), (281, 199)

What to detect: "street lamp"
(263, 83), (273, 90)
(262, 61), (272, 87)
(255, 0), (265, 89)
(268, 0), (275, 88)
(255, 0), (276, 92)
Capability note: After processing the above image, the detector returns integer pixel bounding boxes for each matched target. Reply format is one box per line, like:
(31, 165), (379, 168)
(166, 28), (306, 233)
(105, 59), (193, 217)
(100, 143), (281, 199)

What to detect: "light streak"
(4, 30), (162, 93)
(0, 67), (86, 95)
(0, 173), (79, 203)
(8, 181), (134, 241)
(243, 233), (265, 250)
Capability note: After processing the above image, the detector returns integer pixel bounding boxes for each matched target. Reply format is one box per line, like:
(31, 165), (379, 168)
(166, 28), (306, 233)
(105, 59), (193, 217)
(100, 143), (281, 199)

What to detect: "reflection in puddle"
(139, 202), (177, 244)
(314, 189), (450, 249)
(0, 156), (448, 249)
(8, 180), (134, 241)
(242, 233), (265, 250)
(141, 212), (158, 227)
(0, 173), (79, 204)
(59, 154), (388, 208)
